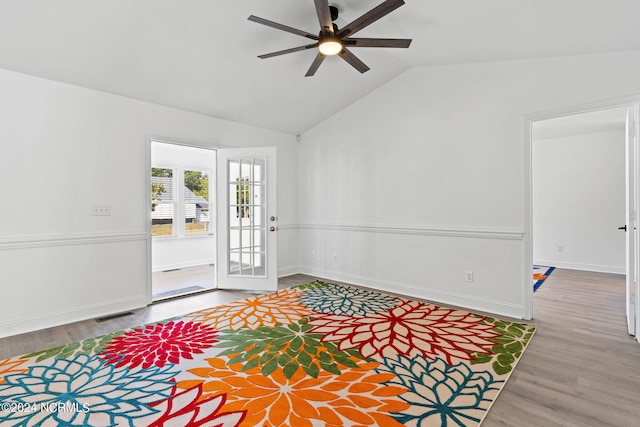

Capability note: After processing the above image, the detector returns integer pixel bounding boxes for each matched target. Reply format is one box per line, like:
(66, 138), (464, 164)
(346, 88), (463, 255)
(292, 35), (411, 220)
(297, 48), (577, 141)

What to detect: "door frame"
(145, 135), (220, 303)
(523, 96), (640, 341)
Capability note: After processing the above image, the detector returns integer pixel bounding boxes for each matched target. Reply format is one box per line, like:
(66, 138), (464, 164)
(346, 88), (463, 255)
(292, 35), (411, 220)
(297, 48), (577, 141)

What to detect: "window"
(151, 166), (213, 238)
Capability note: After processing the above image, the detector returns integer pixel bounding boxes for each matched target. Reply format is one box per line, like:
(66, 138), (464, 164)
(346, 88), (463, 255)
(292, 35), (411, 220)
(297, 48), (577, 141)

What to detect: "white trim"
(153, 258), (216, 273)
(525, 95), (640, 327)
(278, 265), (300, 277)
(534, 259), (625, 275)
(0, 295), (148, 339)
(298, 266), (525, 319)
(0, 231), (148, 250)
(298, 222), (523, 240)
(523, 116), (534, 320)
(277, 223), (298, 231)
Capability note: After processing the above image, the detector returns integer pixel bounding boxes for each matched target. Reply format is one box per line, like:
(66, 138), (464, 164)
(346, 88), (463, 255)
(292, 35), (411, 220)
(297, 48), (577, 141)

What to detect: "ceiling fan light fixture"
(318, 37), (343, 56)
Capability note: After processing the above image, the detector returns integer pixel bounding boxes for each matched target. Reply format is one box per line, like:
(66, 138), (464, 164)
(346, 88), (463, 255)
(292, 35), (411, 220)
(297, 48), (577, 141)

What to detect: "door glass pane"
(253, 158), (265, 181)
(229, 160), (240, 182)
(229, 229), (240, 250)
(252, 206), (265, 226)
(229, 251), (241, 276)
(241, 160), (251, 181)
(252, 184), (264, 205)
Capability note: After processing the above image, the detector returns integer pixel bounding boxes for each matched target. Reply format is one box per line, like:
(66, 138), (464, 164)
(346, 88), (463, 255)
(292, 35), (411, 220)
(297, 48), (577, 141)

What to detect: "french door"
(216, 147), (278, 291)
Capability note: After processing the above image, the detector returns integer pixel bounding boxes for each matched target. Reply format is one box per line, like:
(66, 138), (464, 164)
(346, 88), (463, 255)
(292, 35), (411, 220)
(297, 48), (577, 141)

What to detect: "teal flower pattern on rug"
(300, 282), (400, 315)
(0, 354), (177, 426)
(378, 354), (503, 427)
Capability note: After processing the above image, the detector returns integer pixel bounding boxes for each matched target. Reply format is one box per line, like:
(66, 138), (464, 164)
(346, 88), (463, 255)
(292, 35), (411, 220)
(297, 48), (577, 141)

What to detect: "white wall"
(533, 130), (626, 273)
(0, 68), (298, 338)
(299, 51), (640, 319)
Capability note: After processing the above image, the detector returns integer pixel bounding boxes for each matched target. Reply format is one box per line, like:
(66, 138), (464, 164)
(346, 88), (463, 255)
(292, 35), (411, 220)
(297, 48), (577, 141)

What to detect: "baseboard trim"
(298, 223), (523, 240)
(152, 259), (216, 273)
(534, 259), (625, 275)
(0, 296), (148, 339)
(278, 265), (299, 277)
(298, 266), (525, 319)
(0, 231), (148, 250)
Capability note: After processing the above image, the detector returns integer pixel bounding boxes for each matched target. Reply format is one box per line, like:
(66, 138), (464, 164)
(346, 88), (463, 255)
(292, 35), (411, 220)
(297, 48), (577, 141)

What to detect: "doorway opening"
(150, 140), (217, 301)
(526, 99), (639, 341)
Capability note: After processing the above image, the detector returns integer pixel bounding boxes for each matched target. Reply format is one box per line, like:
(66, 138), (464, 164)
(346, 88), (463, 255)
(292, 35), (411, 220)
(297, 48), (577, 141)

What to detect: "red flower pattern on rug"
(148, 384), (246, 427)
(99, 320), (219, 369)
(308, 299), (500, 364)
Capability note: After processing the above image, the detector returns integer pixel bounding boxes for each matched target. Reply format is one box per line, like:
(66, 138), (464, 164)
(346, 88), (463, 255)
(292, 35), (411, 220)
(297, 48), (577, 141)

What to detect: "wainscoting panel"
(298, 223), (526, 318)
(0, 232), (149, 339)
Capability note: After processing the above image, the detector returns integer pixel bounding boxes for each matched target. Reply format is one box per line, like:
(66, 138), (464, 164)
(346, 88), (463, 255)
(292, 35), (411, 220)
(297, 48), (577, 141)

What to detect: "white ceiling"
(0, 0), (639, 135)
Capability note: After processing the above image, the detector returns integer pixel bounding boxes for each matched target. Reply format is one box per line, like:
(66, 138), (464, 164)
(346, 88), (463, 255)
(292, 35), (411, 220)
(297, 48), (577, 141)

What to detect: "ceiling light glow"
(318, 38), (343, 56)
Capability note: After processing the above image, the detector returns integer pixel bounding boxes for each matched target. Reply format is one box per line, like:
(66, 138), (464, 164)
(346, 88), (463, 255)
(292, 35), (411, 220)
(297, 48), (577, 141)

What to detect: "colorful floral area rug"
(533, 265), (555, 292)
(0, 281), (536, 427)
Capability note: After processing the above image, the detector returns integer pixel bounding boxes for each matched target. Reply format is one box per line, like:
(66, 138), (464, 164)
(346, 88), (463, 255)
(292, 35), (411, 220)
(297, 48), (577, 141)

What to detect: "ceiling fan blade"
(337, 0), (405, 38)
(258, 44), (318, 59)
(305, 53), (326, 77)
(313, 0), (334, 35)
(345, 38), (412, 48)
(248, 15), (319, 40)
(339, 48), (370, 74)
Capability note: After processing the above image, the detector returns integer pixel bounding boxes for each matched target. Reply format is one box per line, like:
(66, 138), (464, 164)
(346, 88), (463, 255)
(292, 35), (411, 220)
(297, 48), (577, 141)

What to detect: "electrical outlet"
(558, 245), (564, 253)
(332, 254), (338, 262)
(91, 205), (111, 216)
(465, 271), (474, 282)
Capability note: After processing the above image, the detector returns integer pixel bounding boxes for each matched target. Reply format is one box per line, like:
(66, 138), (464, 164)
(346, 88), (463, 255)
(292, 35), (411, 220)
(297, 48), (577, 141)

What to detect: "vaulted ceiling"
(1, 0), (639, 135)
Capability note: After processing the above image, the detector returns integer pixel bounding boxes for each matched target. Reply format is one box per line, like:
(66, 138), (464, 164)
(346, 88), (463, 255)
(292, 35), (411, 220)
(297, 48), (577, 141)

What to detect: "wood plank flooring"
(1, 269), (639, 426)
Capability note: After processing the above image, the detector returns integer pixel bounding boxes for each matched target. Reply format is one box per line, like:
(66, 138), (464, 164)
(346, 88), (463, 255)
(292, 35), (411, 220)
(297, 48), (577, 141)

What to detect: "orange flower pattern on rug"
(186, 288), (312, 331)
(179, 358), (409, 427)
(308, 299), (500, 364)
(0, 358), (28, 385)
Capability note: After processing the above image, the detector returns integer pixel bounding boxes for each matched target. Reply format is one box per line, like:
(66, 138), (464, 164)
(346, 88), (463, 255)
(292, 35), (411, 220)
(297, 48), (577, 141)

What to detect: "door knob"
(270, 226), (277, 232)
(618, 225), (627, 231)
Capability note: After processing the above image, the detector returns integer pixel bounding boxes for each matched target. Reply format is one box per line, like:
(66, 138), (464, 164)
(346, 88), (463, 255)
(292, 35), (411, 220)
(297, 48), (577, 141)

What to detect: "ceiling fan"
(248, 0), (412, 77)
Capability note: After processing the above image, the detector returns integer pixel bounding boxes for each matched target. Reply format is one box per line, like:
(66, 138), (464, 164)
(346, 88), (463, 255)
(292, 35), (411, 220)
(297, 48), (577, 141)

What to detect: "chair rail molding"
(297, 222), (524, 240)
(0, 231), (149, 250)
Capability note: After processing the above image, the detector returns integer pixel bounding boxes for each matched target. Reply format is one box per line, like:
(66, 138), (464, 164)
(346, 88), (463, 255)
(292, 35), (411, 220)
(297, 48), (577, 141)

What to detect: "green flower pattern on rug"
(216, 319), (365, 379)
(22, 331), (125, 363)
(0, 282), (535, 427)
(469, 317), (536, 375)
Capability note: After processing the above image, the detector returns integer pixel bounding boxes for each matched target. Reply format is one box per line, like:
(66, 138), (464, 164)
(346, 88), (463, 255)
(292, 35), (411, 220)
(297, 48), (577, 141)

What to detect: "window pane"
(184, 170), (209, 235)
(151, 168), (174, 237)
(151, 203), (174, 236)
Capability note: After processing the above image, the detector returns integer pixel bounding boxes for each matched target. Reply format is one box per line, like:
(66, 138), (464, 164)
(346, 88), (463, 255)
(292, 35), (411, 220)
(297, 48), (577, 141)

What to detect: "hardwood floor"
(483, 268), (640, 427)
(1, 269), (639, 426)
